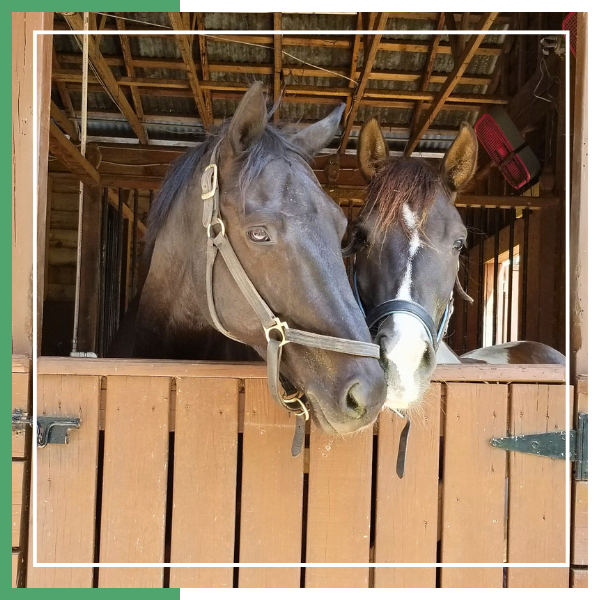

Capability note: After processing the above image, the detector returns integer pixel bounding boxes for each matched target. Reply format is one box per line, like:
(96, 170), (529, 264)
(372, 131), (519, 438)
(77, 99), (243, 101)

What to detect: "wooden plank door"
(237, 379), (304, 588)
(169, 377), (239, 588)
(304, 426), (373, 588)
(28, 374), (101, 588)
(98, 376), (170, 588)
(505, 384), (569, 588)
(373, 384), (442, 587)
(440, 383), (508, 588)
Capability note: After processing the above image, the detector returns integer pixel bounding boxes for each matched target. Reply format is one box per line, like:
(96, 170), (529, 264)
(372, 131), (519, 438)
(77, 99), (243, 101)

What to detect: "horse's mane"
(145, 120), (309, 252)
(364, 157), (445, 237)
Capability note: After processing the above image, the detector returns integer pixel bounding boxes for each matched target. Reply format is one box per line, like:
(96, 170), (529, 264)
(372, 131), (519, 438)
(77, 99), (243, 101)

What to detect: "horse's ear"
(292, 103), (345, 158)
(441, 122), (478, 192)
(227, 82), (268, 155)
(357, 117), (389, 181)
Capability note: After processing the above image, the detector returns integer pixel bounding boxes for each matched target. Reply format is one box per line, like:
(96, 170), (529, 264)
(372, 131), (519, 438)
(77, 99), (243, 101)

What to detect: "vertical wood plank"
(304, 426), (373, 588)
(571, 377), (588, 567)
(28, 374), (100, 588)
(98, 376), (170, 588)
(12, 461), (25, 548)
(571, 482), (588, 566)
(506, 384), (569, 588)
(440, 383), (507, 588)
(571, 12), (588, 375)
(13, 552), (23, 588)
(571, 568), (588, 588)
(12, 12), (53, 356)
(374, 384), (441, 587)
(169, 378), (239, 588)
(12, 371), (30, 458)
(77, 185), (103, 352)
(466, 245), (481, 351)
(524, 210), (541, 340)
(238, 379), (303, 588)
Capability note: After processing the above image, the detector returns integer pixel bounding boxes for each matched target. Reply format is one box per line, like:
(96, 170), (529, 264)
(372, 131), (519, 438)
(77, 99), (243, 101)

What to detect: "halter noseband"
(351, 258), (453, 352)
(201, 143), (381, 456)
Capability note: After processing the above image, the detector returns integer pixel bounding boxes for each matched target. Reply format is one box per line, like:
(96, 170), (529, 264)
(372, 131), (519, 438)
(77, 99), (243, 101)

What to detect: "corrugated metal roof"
(52, 12), (510, 151)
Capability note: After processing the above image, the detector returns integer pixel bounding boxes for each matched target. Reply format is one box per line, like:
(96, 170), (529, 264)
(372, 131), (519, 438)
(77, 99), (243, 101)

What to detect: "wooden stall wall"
(21, 359), (569, 589)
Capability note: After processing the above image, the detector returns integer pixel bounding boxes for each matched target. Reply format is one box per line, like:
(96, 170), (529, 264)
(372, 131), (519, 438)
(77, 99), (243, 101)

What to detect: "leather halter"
(351, 257), (453, 352)
(200, 144), (381, 456)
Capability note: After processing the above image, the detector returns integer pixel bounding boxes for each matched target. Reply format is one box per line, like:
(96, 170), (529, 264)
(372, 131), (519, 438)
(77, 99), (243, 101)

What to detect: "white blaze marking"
(382, 205), (430, 411)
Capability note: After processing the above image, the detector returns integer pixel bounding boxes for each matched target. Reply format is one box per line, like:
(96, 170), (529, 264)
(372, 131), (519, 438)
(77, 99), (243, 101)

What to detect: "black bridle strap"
(367, 299), (439, 348)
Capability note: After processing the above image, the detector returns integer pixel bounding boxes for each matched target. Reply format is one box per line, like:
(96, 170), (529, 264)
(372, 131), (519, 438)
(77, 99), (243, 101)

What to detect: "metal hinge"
(490, 412), (588, 481)
(12, 409), (82, 448)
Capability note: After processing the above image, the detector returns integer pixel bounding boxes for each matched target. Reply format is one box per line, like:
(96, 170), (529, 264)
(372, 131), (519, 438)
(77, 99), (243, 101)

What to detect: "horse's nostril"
(344, 383), (367, 419)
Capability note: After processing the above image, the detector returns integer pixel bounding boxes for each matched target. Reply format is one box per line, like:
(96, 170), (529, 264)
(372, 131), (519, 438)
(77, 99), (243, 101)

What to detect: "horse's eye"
(453, 239), (465, 252)
(247, 227), (271, 243)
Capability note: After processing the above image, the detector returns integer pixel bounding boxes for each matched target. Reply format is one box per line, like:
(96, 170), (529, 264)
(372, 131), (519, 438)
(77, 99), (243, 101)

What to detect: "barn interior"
(42, 12), (569, 359)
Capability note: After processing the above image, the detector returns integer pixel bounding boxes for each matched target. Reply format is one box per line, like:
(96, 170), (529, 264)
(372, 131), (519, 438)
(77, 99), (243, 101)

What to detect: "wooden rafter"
(444, 13), (461, 60)
(56, 52), (495, 86)
(168, 12), (211, 127)
(339, 12), (389, 153)
(52, 47), (78, 136)
(273, 13), (283, 120)
(408, 12), (445, 139)
(458, 12), (471, 54)
(50, 101), (79, 141)
(116, 13), (145, 132)
(196, 13), (213, 124)
(48, 121), (100, 186)
(62, 12), (148, 144)
(53, 70), (508, 106)
(404, 12), (498, 156)
(343, 12), (363, 123)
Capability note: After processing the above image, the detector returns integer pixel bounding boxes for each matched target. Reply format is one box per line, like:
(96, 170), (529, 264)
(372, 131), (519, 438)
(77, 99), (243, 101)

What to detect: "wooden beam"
(62, 12), (148, 144)
(405, 12), (498, 156)
(107, 189), (147, 235)
(54, 70), (507, 105)
(571, 12), (588, 376)
(52, 47), (78, 131)
(409, 12), (445, 139)
(116, 14), (145, 132)
(340, 12), (389, 153)
(48, 121), (100, 185)
(444, 12), (461, 61)
(343, 13), (364, 123)
(273, 13), (283, 120)
(50, 100), (79, 141)
(195, 13), (213, 124)
(36, 356), (565, 382)
(56, 52), (494, 86)
(168, 12), (211, 127)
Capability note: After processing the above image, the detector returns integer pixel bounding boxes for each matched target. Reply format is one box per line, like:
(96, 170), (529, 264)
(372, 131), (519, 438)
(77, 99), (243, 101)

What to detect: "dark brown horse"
(129, 84), (386, 434)
(347, 118), (564, 413)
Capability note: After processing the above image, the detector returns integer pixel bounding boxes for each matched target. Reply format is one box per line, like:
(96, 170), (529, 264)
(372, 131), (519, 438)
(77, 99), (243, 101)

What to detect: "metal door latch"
(12, 410), (82, 448)
(490, 412), (588, 481)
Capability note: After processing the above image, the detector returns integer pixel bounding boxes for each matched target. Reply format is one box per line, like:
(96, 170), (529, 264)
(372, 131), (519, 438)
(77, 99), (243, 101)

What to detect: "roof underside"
(51, 12), (516, 156)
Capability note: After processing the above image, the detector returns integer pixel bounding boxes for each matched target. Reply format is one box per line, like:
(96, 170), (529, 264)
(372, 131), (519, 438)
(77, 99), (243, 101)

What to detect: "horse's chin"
(306, 394), (376, 436)
(382, 367), (426, 412)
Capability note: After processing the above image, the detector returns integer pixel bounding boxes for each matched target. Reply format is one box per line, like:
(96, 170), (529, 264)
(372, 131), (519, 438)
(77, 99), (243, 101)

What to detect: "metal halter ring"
(206, 218), (226, 239)
(283, 396), (310, 421)
(264, 318), (289, 344)
(201, 163), (218, 200)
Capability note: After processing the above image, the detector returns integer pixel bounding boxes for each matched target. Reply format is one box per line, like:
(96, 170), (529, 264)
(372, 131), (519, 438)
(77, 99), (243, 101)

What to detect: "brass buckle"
(283, 395), (310, 421)
(206, 218), (226, 239)
(264, 318), (289, 345)
(201, 163), (218, 200)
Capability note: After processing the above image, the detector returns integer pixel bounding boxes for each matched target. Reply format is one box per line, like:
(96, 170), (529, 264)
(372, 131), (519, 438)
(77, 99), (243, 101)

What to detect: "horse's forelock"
(365, 158), (444, 238)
